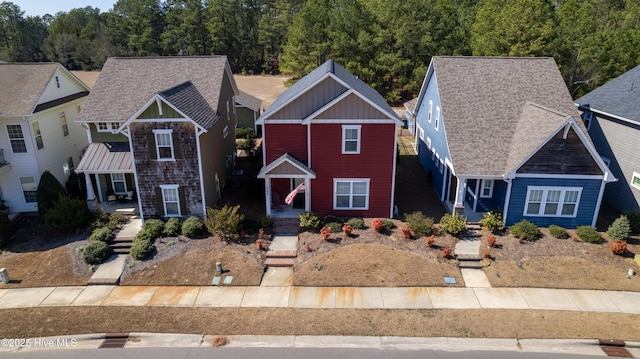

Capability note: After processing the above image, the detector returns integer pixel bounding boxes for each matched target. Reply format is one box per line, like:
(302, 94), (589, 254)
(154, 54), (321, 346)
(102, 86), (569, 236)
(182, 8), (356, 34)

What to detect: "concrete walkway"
(0, 285), (639, 313)
(87, 255), (127, 285)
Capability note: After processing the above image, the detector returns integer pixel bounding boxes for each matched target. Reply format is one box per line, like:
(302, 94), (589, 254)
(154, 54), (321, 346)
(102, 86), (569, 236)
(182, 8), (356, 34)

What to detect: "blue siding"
(415, 70), (451, 200)
(464, 179), (507, 212)
(506, 177), (603, 228)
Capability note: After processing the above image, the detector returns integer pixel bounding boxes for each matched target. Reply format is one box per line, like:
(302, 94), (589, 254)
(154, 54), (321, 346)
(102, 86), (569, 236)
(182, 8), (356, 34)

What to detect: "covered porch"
(443, 170), (505, 223)
(258, 153), (316, 218)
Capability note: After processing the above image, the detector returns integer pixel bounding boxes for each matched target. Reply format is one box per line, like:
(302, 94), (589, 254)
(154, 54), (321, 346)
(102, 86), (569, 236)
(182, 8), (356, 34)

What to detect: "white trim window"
(631, 172), (640, 190)
(226, 100), (230, 121)
(59, 111), (69, 136)
(97, 122), (121, 132)
(7, 124), (27, 153)
(342, 125), (361, 154)
(428, 101), (433, 123)
(153, 129), (174, 160)
(223, 125), (229, 139)
(480, 179), (494, 198)
(160, 185), (181, 216)
(417, 125), (424, 141)
(20, 176), (37, 203)
(111, 173), (127, 194)
(435, 106), (440, 131)
(334, 179), (369, 210)
(426, 136), (431, 149)
(524, 186), (582, 217)
(32, 121), (44, 150)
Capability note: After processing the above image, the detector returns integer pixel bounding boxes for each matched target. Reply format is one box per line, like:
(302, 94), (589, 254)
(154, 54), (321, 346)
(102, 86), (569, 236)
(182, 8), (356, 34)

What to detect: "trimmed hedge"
(576, 225), (602, 243)
(548, 224), (569, 239)
(182, 216), (204, 237)
(143, 219), (165, 239)
(439, 214), (467, 237)
(299, 211), (321, 231)
(83, 241), (112, 265)
(347, 218), (365, 229)
(509, 220), (541, 241)
(130, 239), (154, 260)
(163, 217), (181, 237)
(404, 211), (434, 236)
(89, 227), (113, 242)
(480, 210), (504, 233)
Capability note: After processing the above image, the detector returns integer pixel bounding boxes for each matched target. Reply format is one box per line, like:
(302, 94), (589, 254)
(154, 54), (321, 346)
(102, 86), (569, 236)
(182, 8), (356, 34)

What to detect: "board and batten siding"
(506, 177), (603, 228)
(90, 124), (129, 143)
(264, 124), (308, 164)
(269, 77), (346, 120)
(315, 93), (388, 120)
(588, 114), (640, 213)
(309, 123), (395, 218)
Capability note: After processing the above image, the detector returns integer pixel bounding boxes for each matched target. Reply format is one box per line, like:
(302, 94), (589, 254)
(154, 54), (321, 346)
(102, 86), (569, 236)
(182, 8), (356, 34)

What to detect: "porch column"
(264, 177), (272, 216)
(95, 175), (104, 202)
(453, 176), (466, 216)
(304, 178), (311, 212)
(85, 173), (99, 211)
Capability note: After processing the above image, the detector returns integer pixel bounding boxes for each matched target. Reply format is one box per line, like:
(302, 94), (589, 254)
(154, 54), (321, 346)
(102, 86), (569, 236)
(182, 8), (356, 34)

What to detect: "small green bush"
(509, 220), (541, 241)
(548, 224), (569, 239)
(108, 212), (130, 228)
(163, 217), (181, 237)
(82, 240), (112, 265)
(381, 218), (395, 231)
(204, 205), (245, 240)
(323, 215), (343, 225)
(43, 195), (92, 233)
(89, 211), (110, 231)
(479, 210), (504, 233)
(134, 230), (153, 243)
(182, 216), (204, 237)
(404, 211), (434, 236)
(439, 213), (467, 237)
(625, 211), (640, 234)
(143, 219), (165, 239)
(576, 225), (601, 243)
(258, 215), (273, 228)
(241, 218), (260, 234)
(607, 215), (631, 240)
(235, 127), (255, 139)
(347, 218), (365, 229)
(89, 227), (113, 242)
(299, 211), (322, 231)
(37, 170), (66, 216)
(130, 239), (154, 260)
(325, 222), (343, 233)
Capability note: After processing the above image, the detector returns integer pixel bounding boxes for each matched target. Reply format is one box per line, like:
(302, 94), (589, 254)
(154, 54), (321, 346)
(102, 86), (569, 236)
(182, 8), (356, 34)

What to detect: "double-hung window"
(524, 186), (581, 217)
(160, 185), (180, 216)
(334, 179), (369, 210)
(342, 125), (361, 154)
(111, 173), (127, 194)
(32, 121), (43, 150)
(428, 101), (433, 123)
(20, 177), (37, 203)
(631, 172), (640, 190)
(7, 124), (27, 153)
(480, 179), (494, 198)
(59, 111), (69, 136)
(153, 129), (174, 160)
(435, 106), (440, 131)
(97, 122), (120, 132)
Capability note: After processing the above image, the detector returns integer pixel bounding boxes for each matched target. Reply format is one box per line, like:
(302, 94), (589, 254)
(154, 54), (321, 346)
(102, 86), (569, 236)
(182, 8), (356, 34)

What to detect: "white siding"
(38, 68), (86, 104)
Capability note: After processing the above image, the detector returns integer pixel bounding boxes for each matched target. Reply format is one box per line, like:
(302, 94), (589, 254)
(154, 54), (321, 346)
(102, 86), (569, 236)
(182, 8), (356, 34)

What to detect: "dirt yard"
(234, 75), (291, 109)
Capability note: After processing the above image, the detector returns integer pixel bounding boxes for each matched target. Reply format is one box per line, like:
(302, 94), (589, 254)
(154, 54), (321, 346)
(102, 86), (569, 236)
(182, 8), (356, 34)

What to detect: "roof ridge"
(523, 101), (572, 118)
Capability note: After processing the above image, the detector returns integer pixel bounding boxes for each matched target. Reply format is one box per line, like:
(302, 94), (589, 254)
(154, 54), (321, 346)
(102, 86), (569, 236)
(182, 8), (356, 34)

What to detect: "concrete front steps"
(109, 238), (133, 255)
(264, 250), (297, 267)
(272, 218), (300, 235)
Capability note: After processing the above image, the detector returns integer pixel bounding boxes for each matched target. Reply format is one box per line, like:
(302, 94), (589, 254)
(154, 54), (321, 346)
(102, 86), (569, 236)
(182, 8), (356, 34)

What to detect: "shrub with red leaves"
(610, 239), (628, 255)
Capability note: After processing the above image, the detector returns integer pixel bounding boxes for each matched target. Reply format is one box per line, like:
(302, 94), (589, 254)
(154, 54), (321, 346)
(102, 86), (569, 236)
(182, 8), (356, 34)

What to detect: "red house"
(257, 60), (402, 218)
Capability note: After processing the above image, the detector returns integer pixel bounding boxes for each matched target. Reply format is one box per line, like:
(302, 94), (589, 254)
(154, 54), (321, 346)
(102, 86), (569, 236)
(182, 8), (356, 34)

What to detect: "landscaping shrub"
(486, 235), (496, 247)
(347, 218), (364, 229)
(90, 227), (113, 242)
(258, 215), (273, 228)
(404, 211), (434, 236)
(235, 127), (254, 139)
(90, 211), (111, 231)
(382, 218), (395, 231)
(0, 213), (12, 247)
(576, 225), (602, 243)
(372, 219), (385, 232)
(205, 205), (244, 239)
(401, 225), (412, 239)
(625, 211), (640, 234)
(548, 224), (569, 239)
(82, 240), (112, 265)
(241, 218), (260, 235)
(43, 195), (92, 233)
(323, 215), (343, 225)
(607, 215), (631, 240)
(320, 226), (331, 240)
(325, 221), (342, 233)
(182, 216), (204, 237)
(130, 239), (154, 260)
(299, 211), (321, 231)
(610, 239), (628, 255)
(509, 220), (541, 241)
(134, 230), (153, 243)
(441, 245), (453, 259)
(65, 170), (86, 200)
(36, 170), (67, 216)
(480, 210), (504, 233)
(108, 212), (130, 228)
(143, 219), (165, 239)
(163, 217), (181, 237)
(439, 214), (467, 237)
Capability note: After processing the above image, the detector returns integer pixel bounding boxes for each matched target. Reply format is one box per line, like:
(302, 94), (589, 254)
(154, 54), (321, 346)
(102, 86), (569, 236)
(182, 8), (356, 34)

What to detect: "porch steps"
(272, 218), (300, 235)
(265, 250), (297, 267)
(457, 254), (483, 269)
(109, 238), (133, 255)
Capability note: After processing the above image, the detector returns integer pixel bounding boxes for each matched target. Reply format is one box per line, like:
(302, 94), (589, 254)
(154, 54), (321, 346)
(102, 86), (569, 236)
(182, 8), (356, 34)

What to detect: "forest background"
(0, 0), (638, 103)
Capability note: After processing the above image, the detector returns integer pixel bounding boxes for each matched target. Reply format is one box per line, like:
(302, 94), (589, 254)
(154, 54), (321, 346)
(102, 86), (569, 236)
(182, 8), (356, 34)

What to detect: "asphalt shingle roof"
(0, 63), (59, 116)
(236, 90), (262, 112)
(159, 81), (219, 130)
(79, 56), (230, 123)
(431, 56), (581, 176)
(575, 64), (640, 122)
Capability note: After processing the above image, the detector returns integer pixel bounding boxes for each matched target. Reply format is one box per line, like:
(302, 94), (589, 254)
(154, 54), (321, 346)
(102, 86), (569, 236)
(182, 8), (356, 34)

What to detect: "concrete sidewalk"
(0, 285), (639, 313)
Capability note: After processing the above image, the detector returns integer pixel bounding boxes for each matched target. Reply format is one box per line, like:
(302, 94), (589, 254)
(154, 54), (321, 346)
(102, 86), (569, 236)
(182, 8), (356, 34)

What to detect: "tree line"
(1, 0), (638, 103)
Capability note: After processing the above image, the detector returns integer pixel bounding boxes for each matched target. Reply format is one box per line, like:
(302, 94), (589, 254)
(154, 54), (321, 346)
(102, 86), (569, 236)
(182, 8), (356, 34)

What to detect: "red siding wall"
(271, 178), (290, 205)
(264, 124), (308, 163)
(310, 123), (396, 218)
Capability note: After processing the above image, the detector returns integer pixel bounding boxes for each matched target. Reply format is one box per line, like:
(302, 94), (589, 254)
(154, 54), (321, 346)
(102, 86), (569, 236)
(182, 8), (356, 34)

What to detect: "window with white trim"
(111, 173), (127, 194)
(59, 111), (69, 136)
(431, 146), (436, 161)
(334, 179), (369, 210)
(426, 136), (431, 150)
(223, 125), (229, 139)
(631, 172), (640, 190)
(428, 101), (433, 123)
(417, 125), (424, 140)
(524, 186), (582, 217)
(342, 125), (361, 154)
(97, 122), (120, 132)
(32, 121), (43, 150)
(161, 185), (181, 216)
(435, 106), (440, 131)
(480, 179), (494, 198)
(7, 124), (27, 153)
(20, 177), (37, 203)
(226, 100), (230, 121)
(153, 129), (174, 160)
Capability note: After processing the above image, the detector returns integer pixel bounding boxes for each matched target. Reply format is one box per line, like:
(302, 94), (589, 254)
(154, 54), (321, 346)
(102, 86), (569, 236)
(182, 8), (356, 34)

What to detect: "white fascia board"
(117, 94), (207, 134)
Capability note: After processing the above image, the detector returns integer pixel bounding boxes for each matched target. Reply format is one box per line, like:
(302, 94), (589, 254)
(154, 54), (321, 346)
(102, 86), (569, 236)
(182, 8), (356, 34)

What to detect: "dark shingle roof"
(236, 90), (262, 112)
(159, 82), (219, 130)
(79, 56), (232, 122)
(0, 63), (59, 115)
(431, 56), (581, 176)
(575, 64), (640, 123)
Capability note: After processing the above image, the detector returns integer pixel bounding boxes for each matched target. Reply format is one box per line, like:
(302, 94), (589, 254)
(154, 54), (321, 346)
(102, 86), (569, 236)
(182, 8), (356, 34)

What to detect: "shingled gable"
(258, 59), (399, 124)
(78, 56), (236, 123)
(236, 90), (262, 112)
(416, 56), (586, 177)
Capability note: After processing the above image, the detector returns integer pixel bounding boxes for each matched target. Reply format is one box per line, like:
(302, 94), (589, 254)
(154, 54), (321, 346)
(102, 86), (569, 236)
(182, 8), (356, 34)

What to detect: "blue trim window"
(524, 186), (581, 217)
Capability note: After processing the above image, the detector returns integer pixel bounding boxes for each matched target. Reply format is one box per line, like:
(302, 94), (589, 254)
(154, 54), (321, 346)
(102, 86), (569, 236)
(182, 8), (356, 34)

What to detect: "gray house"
(575, 65), (640, 213)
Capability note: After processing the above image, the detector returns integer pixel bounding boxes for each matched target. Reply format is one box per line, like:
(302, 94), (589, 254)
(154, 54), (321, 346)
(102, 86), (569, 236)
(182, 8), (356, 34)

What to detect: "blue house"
(575, 65), (640, 214)
(413, 57), (615, 228)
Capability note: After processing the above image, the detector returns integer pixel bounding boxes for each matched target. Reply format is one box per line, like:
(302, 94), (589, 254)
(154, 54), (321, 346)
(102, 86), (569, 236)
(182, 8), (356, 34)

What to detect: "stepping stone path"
(455, 223), (491, 288)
